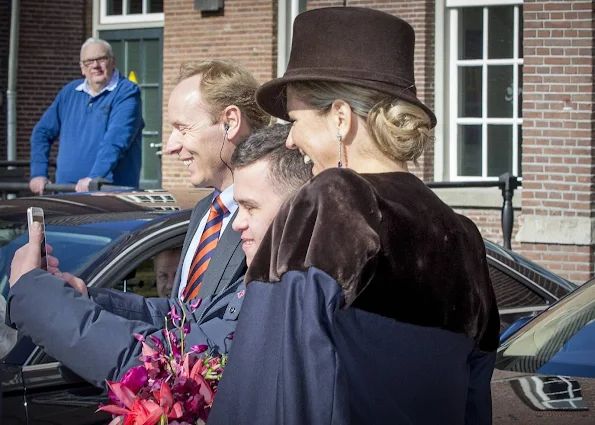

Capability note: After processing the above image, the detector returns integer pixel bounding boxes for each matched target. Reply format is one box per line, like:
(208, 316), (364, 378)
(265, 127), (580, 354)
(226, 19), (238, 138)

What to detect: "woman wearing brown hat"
(209, 7), (499, 425)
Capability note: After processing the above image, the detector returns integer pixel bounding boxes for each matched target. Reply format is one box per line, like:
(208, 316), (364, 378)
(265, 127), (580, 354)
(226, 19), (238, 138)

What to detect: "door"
(100, 28), (164, 189)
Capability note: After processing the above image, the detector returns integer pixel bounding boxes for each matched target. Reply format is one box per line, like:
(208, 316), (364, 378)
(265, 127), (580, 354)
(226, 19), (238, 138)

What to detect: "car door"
(1, 218), (189, 425)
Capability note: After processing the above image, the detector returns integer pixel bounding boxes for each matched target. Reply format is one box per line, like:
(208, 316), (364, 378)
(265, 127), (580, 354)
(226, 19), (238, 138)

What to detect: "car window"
(32, 246), (183, 366)
(112, 247), (182, 298)
(0, 226), (123, 300)
(496, 278), (595, 377)
(489, 265), (548, 308)
(0, 226), (125, 363)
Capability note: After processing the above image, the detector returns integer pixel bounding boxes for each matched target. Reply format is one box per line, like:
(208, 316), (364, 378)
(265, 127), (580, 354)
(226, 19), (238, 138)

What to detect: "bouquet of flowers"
(97, 300), (227, 425)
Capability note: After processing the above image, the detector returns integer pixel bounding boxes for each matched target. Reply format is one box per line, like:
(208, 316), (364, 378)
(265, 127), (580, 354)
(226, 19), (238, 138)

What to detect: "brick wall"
(161, 1), (434, 188)
(518, 0), (595, 282)
(0, 0), (91, 180)
(456, 208), (522, 251)
(161, 0), (277, 189)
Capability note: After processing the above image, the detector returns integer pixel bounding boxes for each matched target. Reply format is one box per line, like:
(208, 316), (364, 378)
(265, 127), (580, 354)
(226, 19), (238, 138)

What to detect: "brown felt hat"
(256, 7), (437, 128)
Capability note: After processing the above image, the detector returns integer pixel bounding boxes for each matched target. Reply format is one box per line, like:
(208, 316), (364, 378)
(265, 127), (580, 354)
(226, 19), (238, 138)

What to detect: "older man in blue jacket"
(7, 124), (312, 388)
(29, 37), (144, 194)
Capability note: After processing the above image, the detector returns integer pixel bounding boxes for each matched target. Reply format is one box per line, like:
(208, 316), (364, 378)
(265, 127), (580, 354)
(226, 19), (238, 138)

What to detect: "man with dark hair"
(231, 124), (313, 267)
(7, 124), (312, 388)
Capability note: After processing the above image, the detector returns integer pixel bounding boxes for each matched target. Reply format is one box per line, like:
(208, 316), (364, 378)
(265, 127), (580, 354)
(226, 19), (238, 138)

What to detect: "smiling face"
(232, 160), (287, 267)
(166, 74), (229, 189)
(79, 43), (115, 93)
(286, 89), (337, 175)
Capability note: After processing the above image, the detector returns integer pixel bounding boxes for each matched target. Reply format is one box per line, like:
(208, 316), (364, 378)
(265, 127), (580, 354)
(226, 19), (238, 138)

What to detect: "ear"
(80, 62), (86, 76)
(221, 105), (243, 142)
(329, 99), (354, 142)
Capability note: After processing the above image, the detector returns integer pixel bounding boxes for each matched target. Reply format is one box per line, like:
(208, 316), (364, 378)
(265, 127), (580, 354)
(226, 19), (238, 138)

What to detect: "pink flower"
(189, 298), (202, 311)
(120, 366), (148, 395)
(190, 344), (208, 354)
(168, 305), (181, 322)
(99, 302), (228, 424)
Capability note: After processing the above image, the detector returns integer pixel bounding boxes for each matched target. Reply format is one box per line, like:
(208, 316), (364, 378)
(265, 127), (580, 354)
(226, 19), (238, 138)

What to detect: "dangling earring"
(337, 131), (343, 168)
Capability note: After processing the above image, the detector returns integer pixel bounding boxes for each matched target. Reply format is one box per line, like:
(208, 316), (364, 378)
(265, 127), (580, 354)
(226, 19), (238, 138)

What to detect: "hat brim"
(256, 74), (437, 129)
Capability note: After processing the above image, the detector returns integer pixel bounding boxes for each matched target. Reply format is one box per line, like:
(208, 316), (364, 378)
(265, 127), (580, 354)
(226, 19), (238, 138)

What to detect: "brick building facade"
(1, 0), (594, 283)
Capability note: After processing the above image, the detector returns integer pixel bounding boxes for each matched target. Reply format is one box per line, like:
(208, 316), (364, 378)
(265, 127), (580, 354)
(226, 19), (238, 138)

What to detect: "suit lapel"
(197, 209), (244, 298)
(171, 197), (211, 298)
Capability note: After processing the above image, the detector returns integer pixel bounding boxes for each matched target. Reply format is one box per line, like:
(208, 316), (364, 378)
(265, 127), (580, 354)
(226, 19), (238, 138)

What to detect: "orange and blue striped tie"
(183, 194), (229, 301)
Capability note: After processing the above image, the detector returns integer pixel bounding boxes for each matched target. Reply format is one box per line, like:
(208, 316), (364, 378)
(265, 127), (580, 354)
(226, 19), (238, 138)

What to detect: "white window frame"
(99, 0), (164, 25)
(446, 0), (523, 181)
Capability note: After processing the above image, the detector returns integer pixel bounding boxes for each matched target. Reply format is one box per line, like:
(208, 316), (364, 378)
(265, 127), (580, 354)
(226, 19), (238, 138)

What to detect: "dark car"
(492, 276), (595, 423)
(0, 192), (578, 424)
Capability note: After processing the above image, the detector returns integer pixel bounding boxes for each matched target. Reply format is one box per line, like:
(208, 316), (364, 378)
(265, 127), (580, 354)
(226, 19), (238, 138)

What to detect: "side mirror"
(500, 315), (533, 343)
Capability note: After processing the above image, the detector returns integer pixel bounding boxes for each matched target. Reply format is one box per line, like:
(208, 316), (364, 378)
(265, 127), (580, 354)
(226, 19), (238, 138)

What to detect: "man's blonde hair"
(177, 60), (270, 131)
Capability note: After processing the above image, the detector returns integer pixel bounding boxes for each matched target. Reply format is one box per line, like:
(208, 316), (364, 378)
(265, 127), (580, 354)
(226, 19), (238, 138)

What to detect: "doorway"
(100, 28), (163, 188)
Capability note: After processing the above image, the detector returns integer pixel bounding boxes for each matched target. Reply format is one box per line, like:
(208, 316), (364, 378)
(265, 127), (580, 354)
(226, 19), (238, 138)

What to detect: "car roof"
(0, 188), (212, 223)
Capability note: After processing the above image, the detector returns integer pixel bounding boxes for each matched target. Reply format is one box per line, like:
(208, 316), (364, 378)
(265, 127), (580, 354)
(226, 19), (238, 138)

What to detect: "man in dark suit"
(164, 60), (270, 301)
(6, 124), (312, 388)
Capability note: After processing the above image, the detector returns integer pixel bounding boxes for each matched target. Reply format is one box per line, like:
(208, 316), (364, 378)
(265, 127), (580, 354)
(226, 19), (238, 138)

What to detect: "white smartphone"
(26, 207), (48, 271)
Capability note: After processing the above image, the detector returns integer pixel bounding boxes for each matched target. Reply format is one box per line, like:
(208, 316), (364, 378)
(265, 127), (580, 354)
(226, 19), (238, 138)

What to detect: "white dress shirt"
(178, 184), (238, 299)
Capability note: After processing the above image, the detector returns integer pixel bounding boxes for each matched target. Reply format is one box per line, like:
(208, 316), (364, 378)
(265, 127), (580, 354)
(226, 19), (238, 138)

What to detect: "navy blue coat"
(208, 169), (500, 425)
(209, 269), (496, 425)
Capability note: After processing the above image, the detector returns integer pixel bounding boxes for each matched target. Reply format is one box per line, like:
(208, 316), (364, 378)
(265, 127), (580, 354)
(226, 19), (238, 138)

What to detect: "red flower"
(152, 382), (184, 420)
(98, 382), (164, 425)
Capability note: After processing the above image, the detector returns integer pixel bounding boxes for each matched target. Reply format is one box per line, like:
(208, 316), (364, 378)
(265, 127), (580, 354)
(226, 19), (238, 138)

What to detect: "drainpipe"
(276, 0), (288, 78)
(7, 0), (20, 162)
(276, 0), (305, 78)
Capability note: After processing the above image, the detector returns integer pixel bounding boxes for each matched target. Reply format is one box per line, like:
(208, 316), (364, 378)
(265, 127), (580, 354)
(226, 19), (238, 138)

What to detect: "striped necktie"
(182, 194), (229, 301)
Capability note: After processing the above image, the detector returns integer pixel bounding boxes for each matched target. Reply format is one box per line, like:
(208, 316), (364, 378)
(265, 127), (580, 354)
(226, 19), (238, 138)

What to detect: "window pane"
(458, 125), (482, 177)
(143, 39), (161, 84)
(107, 0), (123, 15)
(488, 66), (513, 118)
(489, 266), (546, 309)
(518, 65), (523, 117)
(459, 7), (483, 60)
(127, 41), (141, 84)
(487, 125), (512, 177)
(148, 0), (163, 13)
(488, 7), (514, 59)
(142, 135), (160, 182)
(518, 6), (523, 58)
(143, 87), (160, 132)
(111, 41), (124, 71)
(459, 66), (482, 118)
(517, 124), (522, 177)
(128, 0), (143, 14)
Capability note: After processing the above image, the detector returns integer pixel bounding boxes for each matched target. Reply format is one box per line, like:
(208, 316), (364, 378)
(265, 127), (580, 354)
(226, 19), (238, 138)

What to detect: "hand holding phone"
(27, 207), (48, 271)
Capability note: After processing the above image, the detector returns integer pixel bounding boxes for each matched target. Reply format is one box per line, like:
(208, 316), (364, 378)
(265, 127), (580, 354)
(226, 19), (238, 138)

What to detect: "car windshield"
(495, 278), (595, 377)
(0, 224), (126, 300)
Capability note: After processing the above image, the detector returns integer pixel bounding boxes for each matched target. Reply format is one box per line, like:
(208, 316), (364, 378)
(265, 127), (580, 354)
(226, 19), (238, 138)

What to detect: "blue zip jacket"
(30, 73), (144, 186)
(6, 271), (245, 388)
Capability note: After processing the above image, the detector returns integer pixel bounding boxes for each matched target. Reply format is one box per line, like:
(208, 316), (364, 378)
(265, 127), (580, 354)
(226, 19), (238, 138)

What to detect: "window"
(100, 0), (164, 24)
(448, 0), (523, 180)
(112, 248), (182, 299)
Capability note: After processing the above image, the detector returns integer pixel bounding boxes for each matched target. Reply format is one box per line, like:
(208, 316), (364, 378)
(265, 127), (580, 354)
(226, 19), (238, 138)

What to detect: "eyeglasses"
(81, 56), (110, 68)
